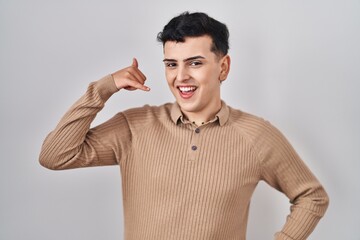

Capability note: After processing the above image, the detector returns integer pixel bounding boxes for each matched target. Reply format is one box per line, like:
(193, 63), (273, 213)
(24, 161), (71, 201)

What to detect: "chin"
(176, 101), (199, 113)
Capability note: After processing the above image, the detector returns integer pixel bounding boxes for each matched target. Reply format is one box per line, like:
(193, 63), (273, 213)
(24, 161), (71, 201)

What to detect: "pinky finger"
(140, 85), (151, 91)
(130, 81), (150, 91)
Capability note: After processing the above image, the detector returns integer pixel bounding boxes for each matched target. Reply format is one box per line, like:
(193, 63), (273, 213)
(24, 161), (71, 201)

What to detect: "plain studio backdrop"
(1, 0), (359, 239)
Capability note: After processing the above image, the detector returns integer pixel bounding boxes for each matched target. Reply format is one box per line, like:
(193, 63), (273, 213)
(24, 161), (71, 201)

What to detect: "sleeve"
(257, 121), (329, 240)
(39, 74), (132, 170)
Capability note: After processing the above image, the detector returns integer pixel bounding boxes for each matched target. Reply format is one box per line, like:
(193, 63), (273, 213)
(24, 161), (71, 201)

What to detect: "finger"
(132, 58), (138, 68)
(131, 58), (147, 81)
(136, 67), (147, 81)
(132, 59), (146, 81)
(125, 79), (150, 91)
(128, 69), (146, 85)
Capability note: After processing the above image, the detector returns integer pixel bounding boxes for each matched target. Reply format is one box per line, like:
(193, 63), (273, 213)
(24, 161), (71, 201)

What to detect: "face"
(163, 35), (230, 120)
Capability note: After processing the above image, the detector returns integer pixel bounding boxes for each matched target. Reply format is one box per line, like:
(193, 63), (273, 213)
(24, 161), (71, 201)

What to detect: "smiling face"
(163, 35), (230, 123)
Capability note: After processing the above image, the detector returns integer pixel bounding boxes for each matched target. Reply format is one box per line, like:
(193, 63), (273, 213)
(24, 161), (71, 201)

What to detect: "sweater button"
(195, 128), (200, 133)
(191, 145), (198, 151)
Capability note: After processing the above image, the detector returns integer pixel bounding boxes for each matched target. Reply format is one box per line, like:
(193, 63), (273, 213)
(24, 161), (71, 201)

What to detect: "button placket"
(188, 126), (202, 161)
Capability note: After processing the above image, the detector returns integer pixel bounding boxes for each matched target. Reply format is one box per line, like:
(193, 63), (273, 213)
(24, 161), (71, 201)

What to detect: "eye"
(189, 61), (202, 67)
(165, 62), (177, 68)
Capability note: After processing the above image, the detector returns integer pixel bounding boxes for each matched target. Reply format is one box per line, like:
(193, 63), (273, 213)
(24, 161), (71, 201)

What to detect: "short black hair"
(157, 12), (229, 57)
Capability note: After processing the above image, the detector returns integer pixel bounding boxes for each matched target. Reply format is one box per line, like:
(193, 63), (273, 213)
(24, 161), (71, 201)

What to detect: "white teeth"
(178, 86), (197, 92)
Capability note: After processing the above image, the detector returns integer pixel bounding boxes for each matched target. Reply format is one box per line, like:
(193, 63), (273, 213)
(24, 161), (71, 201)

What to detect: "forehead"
(163, 35), (214, 59)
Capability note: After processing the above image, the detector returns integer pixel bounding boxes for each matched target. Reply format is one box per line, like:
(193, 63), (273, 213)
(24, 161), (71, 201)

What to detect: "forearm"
(257, 121), (329, 239)
(39, 74), (119, 170)
(274, 182), (329, 239)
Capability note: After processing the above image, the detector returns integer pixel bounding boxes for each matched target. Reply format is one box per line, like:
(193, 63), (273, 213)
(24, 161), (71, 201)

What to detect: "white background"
(1, 0), (359, 239)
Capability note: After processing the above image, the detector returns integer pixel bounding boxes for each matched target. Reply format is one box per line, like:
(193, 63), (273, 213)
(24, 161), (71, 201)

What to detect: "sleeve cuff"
(92, 74), (119, 102)
(275, 232), (294, 240)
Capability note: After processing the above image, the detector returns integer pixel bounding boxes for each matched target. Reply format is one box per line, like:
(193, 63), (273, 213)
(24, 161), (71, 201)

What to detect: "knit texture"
(39, 75), (329, 240)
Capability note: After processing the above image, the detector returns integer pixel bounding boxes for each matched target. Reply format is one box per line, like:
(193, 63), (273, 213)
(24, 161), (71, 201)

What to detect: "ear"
(219, 55), (231, 82)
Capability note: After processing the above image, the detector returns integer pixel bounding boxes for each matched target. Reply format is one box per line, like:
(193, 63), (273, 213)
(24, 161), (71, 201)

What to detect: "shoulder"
(122, 102), (173, 126)
(227, 105), (291, 154)
(227, 106), (269, 132)
(226, 106), (281, 145)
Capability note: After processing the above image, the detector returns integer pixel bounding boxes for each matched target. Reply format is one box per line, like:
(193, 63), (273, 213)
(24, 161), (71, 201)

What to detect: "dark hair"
(157, 12), (229, 57)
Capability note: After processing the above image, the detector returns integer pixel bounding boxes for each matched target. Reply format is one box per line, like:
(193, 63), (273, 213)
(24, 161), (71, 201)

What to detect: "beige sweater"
(39, 75), (329, 240)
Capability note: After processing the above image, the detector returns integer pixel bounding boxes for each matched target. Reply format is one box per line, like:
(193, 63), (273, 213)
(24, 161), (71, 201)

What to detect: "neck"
(182, 100), (222, 126)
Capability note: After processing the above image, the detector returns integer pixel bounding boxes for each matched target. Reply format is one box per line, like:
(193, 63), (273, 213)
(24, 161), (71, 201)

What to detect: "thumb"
(132, 57), (138, 68)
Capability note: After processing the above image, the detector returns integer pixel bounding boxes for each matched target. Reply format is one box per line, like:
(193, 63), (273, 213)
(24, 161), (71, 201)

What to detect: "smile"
(178, 86), (197, 93)
(177, 86), (197, 99)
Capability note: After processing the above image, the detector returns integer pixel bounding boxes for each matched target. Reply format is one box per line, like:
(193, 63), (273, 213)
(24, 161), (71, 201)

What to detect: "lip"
(177, 85), (197, 100)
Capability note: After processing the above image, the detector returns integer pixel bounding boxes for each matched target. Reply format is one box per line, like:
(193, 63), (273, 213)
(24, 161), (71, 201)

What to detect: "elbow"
(39, 156), (59, 170)
(293, 185), (330, 218)
(315, 192), (330, 219)
(321, 190), (330, 215)
(317, 184), (330, 216)
(39, 136), (74, 170)
(39, 149), (80, 170)
(311, 187), (330, 218)
(39, 152), (66, 170)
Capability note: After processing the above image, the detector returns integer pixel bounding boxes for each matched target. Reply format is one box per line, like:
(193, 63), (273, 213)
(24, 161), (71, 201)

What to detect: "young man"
(39, 12), (329, 240)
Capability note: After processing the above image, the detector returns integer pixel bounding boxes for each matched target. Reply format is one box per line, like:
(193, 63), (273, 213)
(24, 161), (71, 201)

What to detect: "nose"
(176, 66), (190, 82)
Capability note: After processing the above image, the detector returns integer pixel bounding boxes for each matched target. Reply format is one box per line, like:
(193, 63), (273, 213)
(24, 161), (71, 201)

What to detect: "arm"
(39, 58), (149, 170)
(258, 122), (329, 240)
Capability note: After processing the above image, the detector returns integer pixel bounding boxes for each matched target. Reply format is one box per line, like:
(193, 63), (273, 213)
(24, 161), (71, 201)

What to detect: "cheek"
(211, 65), (222, 79)
(194, 68), (220, 85)
(165, 70), (175, 84)
(165, 75), (172, 87)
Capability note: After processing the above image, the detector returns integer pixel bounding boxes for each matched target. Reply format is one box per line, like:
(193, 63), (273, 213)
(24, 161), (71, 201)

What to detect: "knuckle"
(124, 71), (131, 78)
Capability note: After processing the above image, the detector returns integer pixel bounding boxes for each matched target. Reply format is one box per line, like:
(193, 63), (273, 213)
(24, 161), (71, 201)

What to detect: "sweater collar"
(170, 100), (229, 126)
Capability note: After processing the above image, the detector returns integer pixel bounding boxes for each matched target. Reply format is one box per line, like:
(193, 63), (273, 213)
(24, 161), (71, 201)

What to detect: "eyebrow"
(163, 55), (205, 62)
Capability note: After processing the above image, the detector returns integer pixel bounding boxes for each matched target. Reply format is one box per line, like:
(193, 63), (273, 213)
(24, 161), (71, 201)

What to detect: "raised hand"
(111, 58), (150, 91)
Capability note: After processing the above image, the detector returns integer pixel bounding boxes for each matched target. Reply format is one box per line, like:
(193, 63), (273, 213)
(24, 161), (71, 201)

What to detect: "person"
(39, 11), (329, 240)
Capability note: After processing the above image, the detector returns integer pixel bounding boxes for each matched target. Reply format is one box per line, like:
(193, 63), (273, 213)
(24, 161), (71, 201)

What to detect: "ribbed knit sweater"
(39, 75), (329, 240)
